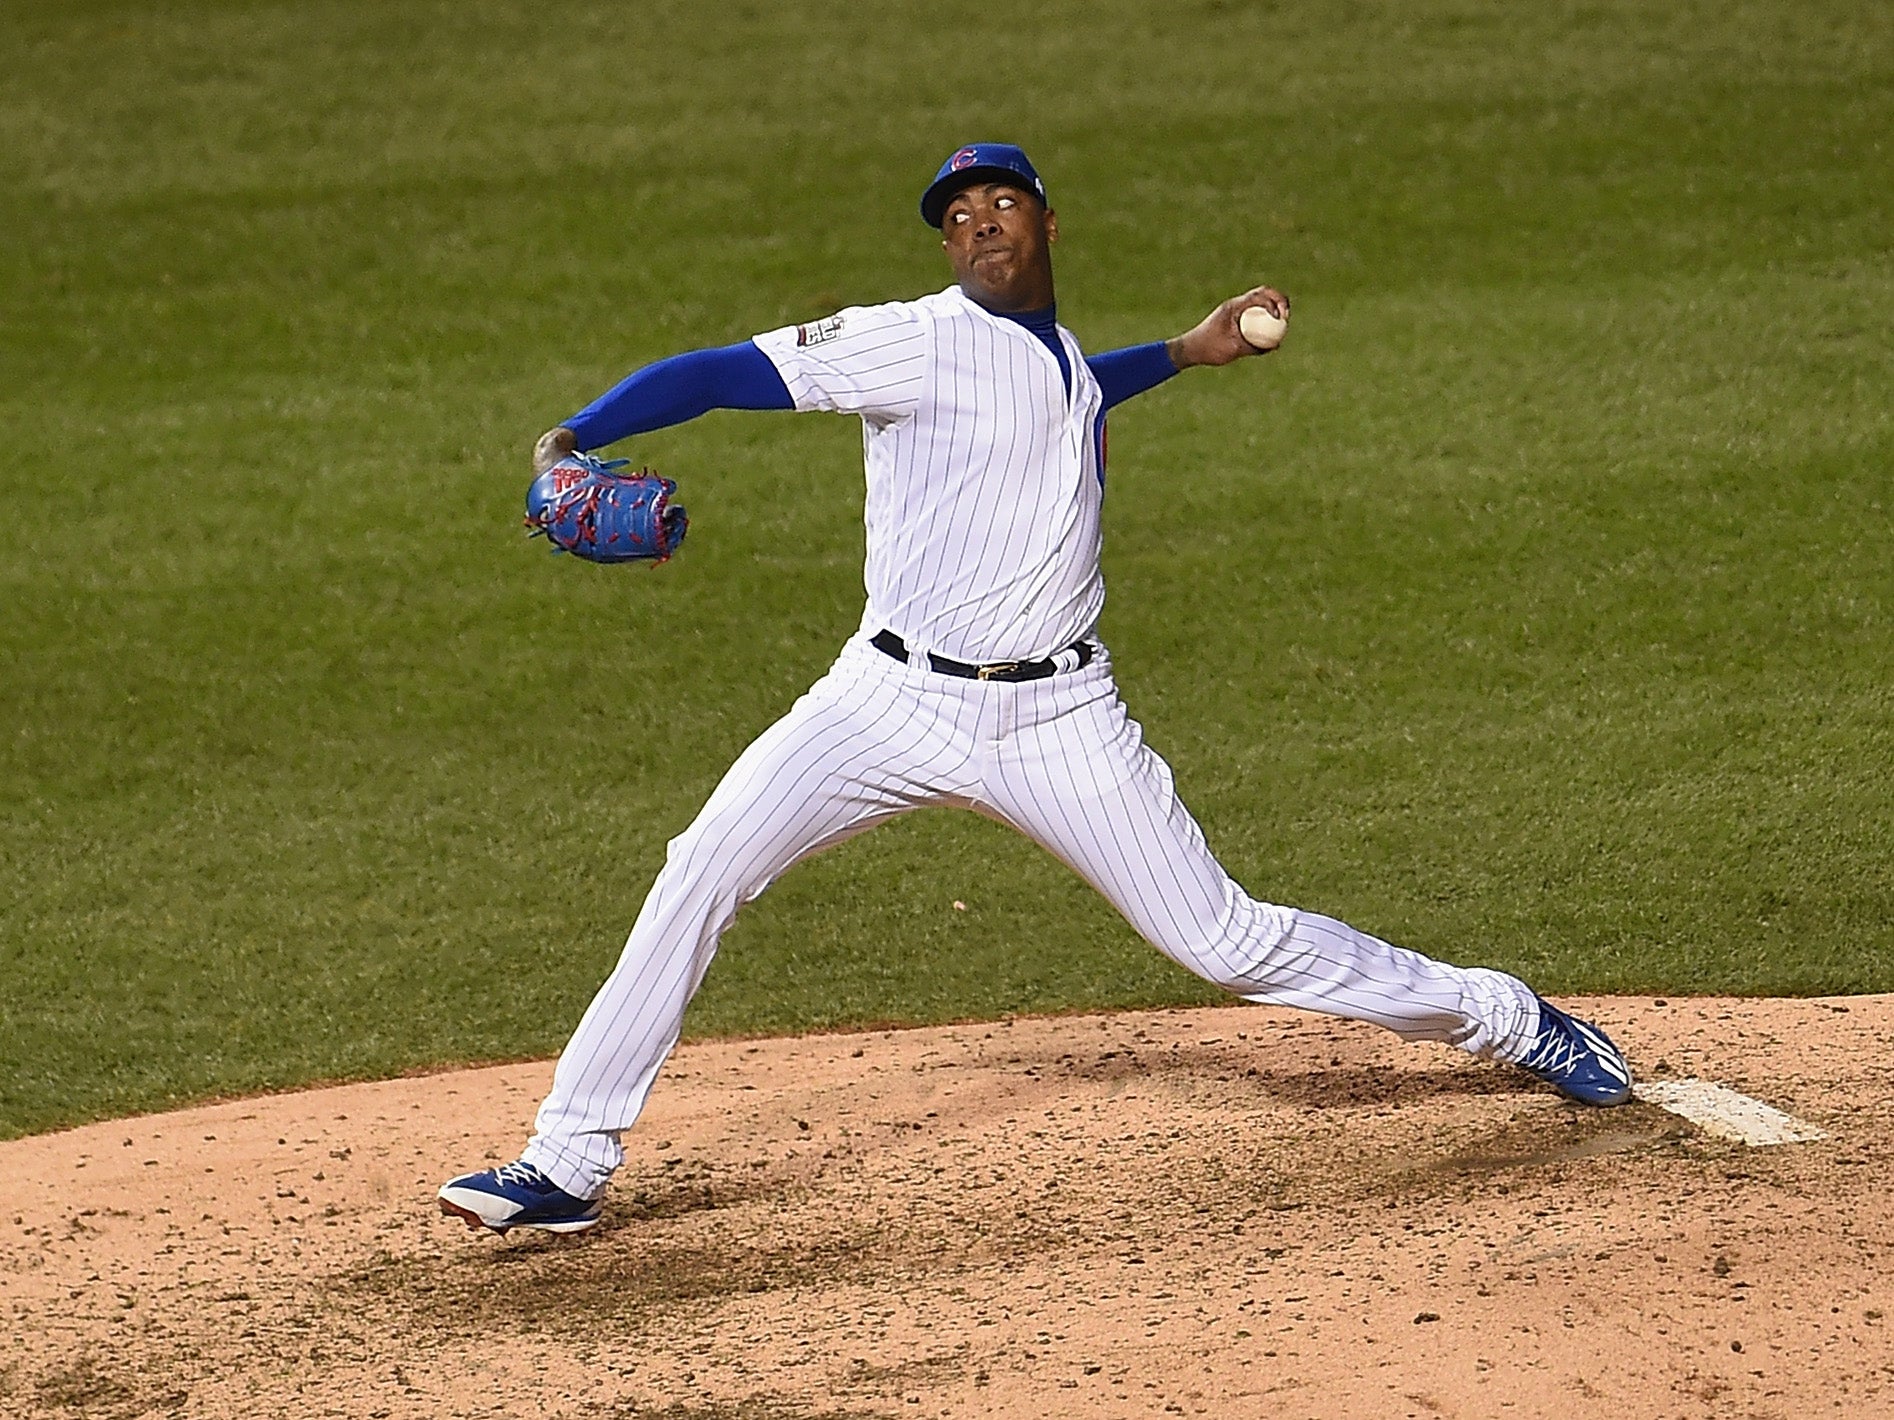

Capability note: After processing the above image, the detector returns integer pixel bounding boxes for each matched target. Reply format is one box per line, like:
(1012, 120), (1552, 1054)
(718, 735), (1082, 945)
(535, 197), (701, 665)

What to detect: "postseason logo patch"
(795, 314), (846, 347)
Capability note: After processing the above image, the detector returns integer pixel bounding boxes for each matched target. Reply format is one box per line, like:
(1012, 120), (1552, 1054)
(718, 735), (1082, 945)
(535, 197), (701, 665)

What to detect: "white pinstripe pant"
(522, 635), (1540, 1199)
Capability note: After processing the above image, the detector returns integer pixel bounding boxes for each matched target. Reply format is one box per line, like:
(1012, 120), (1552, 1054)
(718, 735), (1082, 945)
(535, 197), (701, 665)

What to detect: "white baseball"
(1238, 304), (1288, 351)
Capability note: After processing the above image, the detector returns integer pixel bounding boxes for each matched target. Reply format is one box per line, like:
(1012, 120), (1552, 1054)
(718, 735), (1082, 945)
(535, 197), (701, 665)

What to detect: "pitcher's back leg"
(983, 682), (1538, 1058)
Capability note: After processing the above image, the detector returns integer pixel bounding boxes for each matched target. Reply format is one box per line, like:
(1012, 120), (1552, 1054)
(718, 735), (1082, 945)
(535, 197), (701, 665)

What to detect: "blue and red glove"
(524, 454), (688, 565)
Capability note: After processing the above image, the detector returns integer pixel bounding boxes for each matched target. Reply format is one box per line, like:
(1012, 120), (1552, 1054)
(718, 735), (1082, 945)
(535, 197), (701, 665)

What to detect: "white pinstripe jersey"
(752, 285), (1107, 664)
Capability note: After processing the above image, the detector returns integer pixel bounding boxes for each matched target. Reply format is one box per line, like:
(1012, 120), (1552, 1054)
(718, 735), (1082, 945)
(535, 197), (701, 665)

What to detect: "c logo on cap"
(950, 147), (979, 171)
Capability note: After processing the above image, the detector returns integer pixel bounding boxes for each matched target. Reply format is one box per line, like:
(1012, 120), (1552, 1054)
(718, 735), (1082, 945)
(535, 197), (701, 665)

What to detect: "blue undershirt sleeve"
(564, 340), (794, 451)
(1086, 341), (1180, 412)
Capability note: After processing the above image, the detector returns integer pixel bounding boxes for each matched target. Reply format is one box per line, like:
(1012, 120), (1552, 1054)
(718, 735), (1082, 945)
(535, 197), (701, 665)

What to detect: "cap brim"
(920, 167), (1045, 227)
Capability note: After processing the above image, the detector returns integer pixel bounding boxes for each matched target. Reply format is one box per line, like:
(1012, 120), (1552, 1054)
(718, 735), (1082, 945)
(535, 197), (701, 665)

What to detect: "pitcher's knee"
(636, 830), (739, 922)
(662, 802), (762, 879)
(1163, 894), (1299, 993)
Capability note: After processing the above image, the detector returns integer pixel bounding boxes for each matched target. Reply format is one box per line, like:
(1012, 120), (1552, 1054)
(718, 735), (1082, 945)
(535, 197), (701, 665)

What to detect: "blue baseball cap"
(920, 142), (1048, 228)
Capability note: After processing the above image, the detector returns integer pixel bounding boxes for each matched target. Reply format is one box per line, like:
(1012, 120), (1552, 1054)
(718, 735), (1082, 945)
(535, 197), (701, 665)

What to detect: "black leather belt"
(872, 629), (1094, 682)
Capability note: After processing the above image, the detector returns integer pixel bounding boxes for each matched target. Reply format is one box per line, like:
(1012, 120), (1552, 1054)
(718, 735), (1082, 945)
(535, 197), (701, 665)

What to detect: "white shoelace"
(1523, 1030), (1582, 1074)
(494, 1160), (546, 1189)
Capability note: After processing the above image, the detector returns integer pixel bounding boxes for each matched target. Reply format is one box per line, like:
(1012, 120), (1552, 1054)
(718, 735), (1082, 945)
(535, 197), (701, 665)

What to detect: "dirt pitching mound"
(5, 996), (1892, 1418)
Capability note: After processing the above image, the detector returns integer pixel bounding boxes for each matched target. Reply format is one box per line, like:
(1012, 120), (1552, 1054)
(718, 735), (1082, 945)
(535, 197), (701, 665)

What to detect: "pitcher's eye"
(996, 195), (1016, 208)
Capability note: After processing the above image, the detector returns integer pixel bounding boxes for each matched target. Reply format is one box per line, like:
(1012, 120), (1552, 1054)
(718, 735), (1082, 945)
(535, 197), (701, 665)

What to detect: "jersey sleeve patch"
(795, 314), (846, 347)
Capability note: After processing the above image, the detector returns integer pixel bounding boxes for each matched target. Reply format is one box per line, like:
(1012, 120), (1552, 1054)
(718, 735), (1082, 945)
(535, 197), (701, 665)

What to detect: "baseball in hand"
(1238, 305), (1288, 352)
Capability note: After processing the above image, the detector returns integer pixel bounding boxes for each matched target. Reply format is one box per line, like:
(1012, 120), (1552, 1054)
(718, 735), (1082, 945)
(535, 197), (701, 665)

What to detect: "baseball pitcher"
(440, 143), (1632, 1235)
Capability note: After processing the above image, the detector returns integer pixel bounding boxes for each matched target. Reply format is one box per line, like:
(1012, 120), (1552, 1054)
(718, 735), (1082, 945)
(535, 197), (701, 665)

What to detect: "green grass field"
(2, 0), (1890, 1138)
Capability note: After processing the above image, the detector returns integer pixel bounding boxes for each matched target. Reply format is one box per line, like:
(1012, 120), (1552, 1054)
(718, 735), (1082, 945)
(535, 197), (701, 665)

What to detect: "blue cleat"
(437, 1160), (601, 1234)
(1517, 997), (1634, 1105)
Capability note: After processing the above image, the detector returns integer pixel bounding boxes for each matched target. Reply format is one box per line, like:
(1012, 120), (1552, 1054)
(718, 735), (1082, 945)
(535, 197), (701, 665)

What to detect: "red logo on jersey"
(950, 146), (979, 171)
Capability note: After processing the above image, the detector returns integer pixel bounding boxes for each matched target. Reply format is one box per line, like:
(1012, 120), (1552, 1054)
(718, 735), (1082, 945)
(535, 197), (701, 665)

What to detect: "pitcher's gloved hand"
(524, 454), (688, 564)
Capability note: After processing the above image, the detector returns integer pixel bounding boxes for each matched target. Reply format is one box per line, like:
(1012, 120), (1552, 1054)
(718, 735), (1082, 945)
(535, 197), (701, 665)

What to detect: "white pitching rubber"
(1632, 1078), (1826, 1146)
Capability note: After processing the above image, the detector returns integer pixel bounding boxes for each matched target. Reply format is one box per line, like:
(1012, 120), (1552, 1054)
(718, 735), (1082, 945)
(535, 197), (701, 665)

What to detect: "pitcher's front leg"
(520, 686), (935, 1199)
